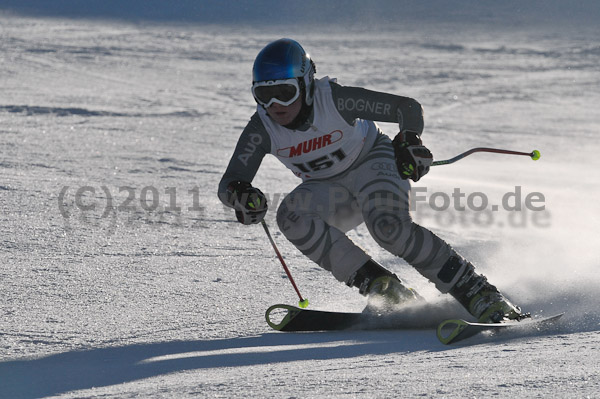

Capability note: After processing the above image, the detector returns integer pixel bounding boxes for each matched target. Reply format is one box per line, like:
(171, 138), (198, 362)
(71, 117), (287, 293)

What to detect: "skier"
(218, 38), (525, 323)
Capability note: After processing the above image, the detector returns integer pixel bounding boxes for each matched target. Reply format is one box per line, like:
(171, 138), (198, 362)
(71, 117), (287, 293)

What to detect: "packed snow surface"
(1, 8), (599, 398)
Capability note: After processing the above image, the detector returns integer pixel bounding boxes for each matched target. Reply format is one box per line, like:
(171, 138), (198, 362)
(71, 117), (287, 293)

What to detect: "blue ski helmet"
(252, 38), (316, 106)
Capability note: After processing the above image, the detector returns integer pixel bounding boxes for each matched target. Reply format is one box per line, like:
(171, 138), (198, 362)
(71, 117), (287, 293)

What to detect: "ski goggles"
(252, 78), (301, 108)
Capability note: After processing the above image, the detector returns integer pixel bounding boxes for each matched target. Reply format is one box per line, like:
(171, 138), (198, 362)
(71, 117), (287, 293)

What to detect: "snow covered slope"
(1, 7), (599, 398)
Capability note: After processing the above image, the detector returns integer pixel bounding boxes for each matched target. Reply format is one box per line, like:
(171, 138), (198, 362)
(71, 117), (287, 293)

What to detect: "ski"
(265, 303), (442, 332)
(266, 304), (363, 331)
(436, 313), (565, 345)
(266, 304), (564, 345)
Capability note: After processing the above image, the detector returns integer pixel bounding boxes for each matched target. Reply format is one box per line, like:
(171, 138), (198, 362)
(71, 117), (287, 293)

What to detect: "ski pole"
(432, 148), (541, 166)
(261, 220), (309, 308)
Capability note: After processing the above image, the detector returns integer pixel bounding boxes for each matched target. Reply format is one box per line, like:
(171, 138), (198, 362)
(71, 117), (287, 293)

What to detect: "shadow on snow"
(1, 318), (591, 398)
(2, 330), (438, 398)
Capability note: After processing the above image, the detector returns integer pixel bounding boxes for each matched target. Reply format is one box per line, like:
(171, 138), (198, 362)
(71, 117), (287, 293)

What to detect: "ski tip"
(436, 312), (566, 345)
(265, 304), (299, 331)
(436, 319), (470, 345)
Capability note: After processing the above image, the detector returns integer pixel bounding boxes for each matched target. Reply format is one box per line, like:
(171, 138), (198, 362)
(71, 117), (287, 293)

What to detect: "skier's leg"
(351, 133), (455, 287)
(276, 181), (369, 283)
(277, 183), (419, 310)
(352, 131), (523, 321)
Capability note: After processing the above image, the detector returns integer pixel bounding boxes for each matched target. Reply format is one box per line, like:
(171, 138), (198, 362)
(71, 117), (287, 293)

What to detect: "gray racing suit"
(218, 77), (463, 293)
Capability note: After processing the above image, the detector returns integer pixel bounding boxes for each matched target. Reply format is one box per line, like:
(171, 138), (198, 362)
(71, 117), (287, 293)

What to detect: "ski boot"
(347, 259), (420, 313)
(446, 256), (528, 323)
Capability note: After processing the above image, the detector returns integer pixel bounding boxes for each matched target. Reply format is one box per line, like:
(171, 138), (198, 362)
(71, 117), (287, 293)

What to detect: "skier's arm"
(329, 81), (424, 134)
(330, 81), (431, 182)
(217, 112), (271, 208)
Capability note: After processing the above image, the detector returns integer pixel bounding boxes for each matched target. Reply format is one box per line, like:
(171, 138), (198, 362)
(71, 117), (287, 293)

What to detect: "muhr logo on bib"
(277, 130), (343, 158)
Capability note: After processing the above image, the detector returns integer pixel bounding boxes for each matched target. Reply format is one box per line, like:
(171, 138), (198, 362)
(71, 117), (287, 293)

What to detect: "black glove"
(392, 131), (433, 182)
(226, 181), (268, 225)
